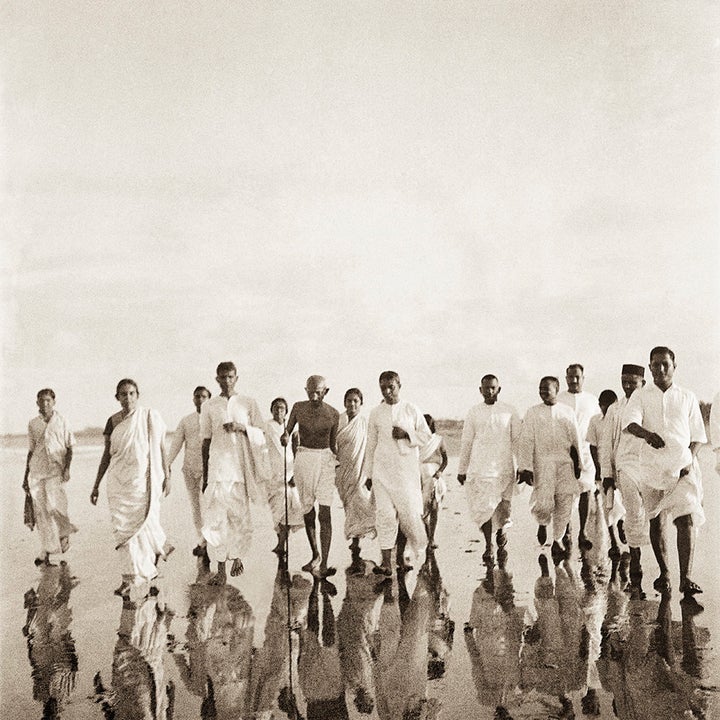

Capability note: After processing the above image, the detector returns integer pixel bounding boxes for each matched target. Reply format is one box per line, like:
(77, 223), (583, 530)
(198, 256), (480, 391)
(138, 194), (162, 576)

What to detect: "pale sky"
(2, 1), (719, 434)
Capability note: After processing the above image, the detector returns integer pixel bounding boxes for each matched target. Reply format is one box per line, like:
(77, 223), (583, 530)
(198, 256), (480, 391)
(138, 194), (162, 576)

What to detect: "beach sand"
(1, 442), (718, 719)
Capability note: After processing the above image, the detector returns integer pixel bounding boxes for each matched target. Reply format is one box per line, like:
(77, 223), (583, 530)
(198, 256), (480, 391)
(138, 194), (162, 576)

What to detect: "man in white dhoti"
(201, 362), (265, 584)
(518, 377), (586, 562)
(558, 364), (601, 550)
(335, 388), (376, 569)
(457, 374), (521, 565)
(168, 385), (211, 558)
(91, 379), (171, 598)
(263, 397), (304, 558)
(586, 389), (622, 556)
(600, 364), (648, 596)
(281, 375), (340, 578)
(23, 389), (78, 566)
(364, 371), (432, 576)
(624, 346), (707, 601)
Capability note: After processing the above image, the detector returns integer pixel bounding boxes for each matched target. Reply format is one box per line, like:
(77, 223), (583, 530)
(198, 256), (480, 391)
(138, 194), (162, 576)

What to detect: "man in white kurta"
(24, 389), (78, 564)
(364, 371), (432, 574)
(599, 364), (648, 593)
(168, 386), (211, 555)
(457, 374), (520, 563)
(623, 347), (707, 598)
(710, 390), (720, 476)
(201, 362), (265, 583)
(558, 363), (600, 548)
(518, 377), (586, 556)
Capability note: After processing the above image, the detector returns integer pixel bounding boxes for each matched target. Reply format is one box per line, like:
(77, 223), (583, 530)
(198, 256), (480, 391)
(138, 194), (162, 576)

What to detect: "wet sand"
(1, 444), (718, 719)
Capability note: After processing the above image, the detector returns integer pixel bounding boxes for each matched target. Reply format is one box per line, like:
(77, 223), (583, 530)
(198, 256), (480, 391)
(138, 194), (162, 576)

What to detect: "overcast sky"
(2, 1), (719, 434)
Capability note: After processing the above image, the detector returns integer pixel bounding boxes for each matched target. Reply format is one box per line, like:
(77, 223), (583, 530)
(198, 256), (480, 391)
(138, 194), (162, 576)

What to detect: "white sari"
(335, 413), (376, 540)
(263, 420), (304, 531)
(106, 407), (167, 584)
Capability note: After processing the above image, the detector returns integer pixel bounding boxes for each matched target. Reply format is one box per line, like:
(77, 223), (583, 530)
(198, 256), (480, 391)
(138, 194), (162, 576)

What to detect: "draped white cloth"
(335, 412), (376, 540)
(27, 412), (78, 556)
(200, 395), (265, 563)
(262, 419), (304, 531)
(364, 400), (431, 555)
(418, 433), (447, 514)
(558, 390), (601, 493)
(106, 407), (167, 585)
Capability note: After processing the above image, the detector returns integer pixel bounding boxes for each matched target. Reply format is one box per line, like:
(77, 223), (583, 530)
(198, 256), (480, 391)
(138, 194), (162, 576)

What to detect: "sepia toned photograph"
(2, 2), (719, 718)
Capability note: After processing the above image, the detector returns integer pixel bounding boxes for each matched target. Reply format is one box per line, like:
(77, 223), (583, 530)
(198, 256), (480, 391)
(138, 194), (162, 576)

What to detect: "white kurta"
(168, 411), (204, 540)
(558, 390), (600, 493)
(200, 394), (265, 563)
(106, 407), (167, 584)
(587, 411), (625, 527)
(27, 412), (78, 556)
(518, 403), (587, 541)
(623, 383), (707, 524)
(458, 401), (520, 530)
(335, 412), (376, 540)
(364, 400), (431, 555)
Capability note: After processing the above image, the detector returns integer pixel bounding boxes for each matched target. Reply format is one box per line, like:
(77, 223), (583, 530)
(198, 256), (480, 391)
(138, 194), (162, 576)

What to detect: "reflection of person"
(419, 414), (448, 549)
(518, 377), (585, 560)
(372, 562), (438, 720)
(364, 371), (432, 576)
(464, 563), (522, 713)
(335, 388), (376, 565)
(457, 375), (520, 564)
(167, 385), (211, 557)
(263, 397), (304, 557)
(424, 551), (454, 682)
(710, 390), (720, 475)
(91, 379), (171, 598)
(23, 563), (78, 718)
(337, 560), (384, 714)
(201, 361), (265, 583)
(282, 374), (340, 578)
(558, 363), (601, 550)
(173, 578), (255, 718)
(23, 388), (78, 566)
(94, 595), (174, 720)
(624, 346), (707, 598)
(247, 565), (312, 719)
(298, 578), (348, 719)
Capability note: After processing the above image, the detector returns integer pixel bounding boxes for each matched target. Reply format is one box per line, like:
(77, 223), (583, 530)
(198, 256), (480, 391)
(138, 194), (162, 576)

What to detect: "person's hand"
(392, 426), (409, 441)
(602, 477), (615, 492)
(90, 486), (99, 505)
(457, 474), (466, 486)
(223, 421), (246, 434)
(280, 431), (289, 447)
(163, 473), (171, 496)
(645, 432), (665, 449)
(62, 468), (71, 483)
(202, 480), (208, 493)
(679, 464), (692, 479)
(22, 477), (29, 493)
(518, 470), (534, 486)
(365, 477), (372, 491)
(433, 471), (441, 480)
(288, 476), (296, 488)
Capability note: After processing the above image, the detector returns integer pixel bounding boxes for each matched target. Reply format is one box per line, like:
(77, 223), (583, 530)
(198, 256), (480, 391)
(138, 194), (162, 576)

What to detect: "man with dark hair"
(624, 347), (706, 602)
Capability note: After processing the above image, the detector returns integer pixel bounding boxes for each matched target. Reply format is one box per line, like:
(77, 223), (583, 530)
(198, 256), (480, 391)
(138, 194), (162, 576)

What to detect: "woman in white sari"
(91, 379), (171, 598)
(335, 388), (375, 566)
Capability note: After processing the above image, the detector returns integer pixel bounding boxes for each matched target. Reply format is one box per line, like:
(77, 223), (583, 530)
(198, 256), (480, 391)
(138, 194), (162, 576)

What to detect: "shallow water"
(1, 445), (718, 719)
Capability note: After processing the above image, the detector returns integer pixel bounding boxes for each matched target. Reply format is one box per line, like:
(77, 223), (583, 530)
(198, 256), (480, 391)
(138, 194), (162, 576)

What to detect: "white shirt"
(28, 412), (75, 479)
(457, 401), (520, 478)
(599, 395), (643, 478)
(168, 411), (203, 477)
(518, 402), (586, 472)
(623, 383), (706, 482)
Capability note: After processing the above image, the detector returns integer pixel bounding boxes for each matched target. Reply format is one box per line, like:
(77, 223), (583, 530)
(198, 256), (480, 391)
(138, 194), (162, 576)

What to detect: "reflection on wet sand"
(370, 557), (449, 720)
(23, 563), (78, 719)
(94, 594), (174, 719)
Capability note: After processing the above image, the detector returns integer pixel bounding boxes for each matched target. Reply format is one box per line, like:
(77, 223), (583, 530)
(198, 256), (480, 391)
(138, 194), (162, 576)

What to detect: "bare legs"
(302, 505), (335, 577)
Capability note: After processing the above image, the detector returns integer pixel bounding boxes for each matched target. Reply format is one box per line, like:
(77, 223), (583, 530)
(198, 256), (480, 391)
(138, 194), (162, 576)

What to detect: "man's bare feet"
(209, 562), (227, 585)
(302, 557), (321, 574)
(114, 581), (131, 597)
(230, 559), (244, 577)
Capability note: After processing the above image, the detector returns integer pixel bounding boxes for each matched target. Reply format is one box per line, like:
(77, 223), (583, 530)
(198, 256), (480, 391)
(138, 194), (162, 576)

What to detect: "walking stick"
(282, 419), (299, 719)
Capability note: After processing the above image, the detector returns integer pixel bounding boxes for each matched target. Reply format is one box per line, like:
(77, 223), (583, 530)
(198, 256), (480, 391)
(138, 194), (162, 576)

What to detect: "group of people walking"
(22, 346), (719, 609)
